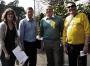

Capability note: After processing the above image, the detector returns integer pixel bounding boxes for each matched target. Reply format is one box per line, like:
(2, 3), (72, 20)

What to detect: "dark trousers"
(67, 44), (87, 66)
(1, 51), (16, 66)
(44, 40), (64, 66)
(23, 41), (37, 66)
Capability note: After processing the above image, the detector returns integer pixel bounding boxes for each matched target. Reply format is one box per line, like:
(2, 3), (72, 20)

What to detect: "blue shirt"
(18, 17), (36, 43)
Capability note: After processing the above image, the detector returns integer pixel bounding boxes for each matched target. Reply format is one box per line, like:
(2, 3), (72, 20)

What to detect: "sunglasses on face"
(67, 5), (76, 8)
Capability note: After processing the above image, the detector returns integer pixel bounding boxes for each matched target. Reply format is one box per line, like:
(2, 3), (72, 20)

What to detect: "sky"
(4, 0), (34, 10)
(3, 0), (49, 15)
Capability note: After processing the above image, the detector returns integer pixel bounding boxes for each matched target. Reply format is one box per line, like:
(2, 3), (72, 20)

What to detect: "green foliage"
(39, 13), (44, 20)
(77, 4), (90, 22)
(53, 4), (67, 18)
(83, 4), (90, 13)
(10, 6), (25, 28)
(0, 1), (6, 22)
(0, 0), (25, 23)
(53, 3), (90, 20)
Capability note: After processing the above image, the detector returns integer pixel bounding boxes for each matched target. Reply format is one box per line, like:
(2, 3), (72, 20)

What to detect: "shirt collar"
(45, 15), (55, 20)
(26, 16), (34, 22)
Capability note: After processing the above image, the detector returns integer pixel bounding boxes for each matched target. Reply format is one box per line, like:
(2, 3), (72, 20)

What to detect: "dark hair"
(25, 7), (33, 14)
(1, 8), (17, 22)
(27, 7), (33, 11)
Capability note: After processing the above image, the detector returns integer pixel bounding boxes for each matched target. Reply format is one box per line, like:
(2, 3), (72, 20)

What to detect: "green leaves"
(53, 4), (67, 18)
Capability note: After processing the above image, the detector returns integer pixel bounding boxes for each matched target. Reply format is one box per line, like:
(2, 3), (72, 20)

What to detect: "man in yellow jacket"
(63, 1), (90, 66)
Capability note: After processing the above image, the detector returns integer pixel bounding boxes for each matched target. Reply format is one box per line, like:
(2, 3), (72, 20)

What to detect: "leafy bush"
(53, 4), (67, 19)
(53, 3), (90, 21)
(77, 4), (90, 22)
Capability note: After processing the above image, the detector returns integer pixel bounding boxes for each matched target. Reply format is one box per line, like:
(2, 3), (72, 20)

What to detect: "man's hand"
(83, 45), (88, 54)
(64, 47), (68, 54)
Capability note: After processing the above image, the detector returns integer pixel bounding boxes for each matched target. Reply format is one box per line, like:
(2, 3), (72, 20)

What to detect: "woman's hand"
(5, 53), (10, 60)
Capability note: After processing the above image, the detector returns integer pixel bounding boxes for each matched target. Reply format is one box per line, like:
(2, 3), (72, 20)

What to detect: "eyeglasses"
(67, 5), (76, 8)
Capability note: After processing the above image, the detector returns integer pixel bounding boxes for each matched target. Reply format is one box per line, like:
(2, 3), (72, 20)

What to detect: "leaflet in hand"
(12, 46), (28, 65)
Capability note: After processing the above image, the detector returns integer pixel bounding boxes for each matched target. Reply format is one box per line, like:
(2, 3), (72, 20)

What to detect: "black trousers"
(1, 51), (16, 66)
(23, 41), (37, 66)
(67, 44), (87, 66)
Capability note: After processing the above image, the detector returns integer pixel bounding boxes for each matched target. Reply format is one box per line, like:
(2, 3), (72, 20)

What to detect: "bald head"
(46, 5), (54, 17)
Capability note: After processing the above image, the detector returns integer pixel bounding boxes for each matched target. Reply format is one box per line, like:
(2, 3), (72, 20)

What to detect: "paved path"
(0, 53), (90, 66)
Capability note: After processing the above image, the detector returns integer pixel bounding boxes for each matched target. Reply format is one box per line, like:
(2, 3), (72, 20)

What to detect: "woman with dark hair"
(0, 8), (18, 66)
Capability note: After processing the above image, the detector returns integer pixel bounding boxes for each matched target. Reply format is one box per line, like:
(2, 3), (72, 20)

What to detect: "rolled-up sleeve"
(18, 20), (25, 43)
(82, 13), (90, 36)
(0, 23), (5, 56)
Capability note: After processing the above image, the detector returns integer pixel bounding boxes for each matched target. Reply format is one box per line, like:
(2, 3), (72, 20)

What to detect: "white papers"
(36, 35), (43, 40)
(80, 51), (87, 56)
(12, 46), (28, 65)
